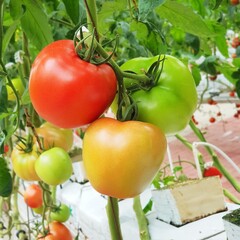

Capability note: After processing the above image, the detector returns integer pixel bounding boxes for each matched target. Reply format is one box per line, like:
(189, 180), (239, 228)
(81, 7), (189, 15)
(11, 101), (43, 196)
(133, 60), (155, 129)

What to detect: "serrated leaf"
(62, 0), (80, 24)
(157, 1), (214, 38)
(138, 0), (166, 20)
(0, 157), (13, 197)
(21, 0), (53, 50)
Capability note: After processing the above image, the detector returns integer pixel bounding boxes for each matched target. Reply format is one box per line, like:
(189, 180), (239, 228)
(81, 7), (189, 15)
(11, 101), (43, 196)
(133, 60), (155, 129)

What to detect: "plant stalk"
(106, 197), (123, 240)
(133, 196), (151, 240)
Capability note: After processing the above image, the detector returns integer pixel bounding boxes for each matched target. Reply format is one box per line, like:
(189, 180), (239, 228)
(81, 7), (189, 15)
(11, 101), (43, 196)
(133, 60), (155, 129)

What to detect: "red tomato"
(29, 40), (117, 128)
(38, 222), (73, 240)
(203, 166), (222, 178)
(24, 184), (43, 208)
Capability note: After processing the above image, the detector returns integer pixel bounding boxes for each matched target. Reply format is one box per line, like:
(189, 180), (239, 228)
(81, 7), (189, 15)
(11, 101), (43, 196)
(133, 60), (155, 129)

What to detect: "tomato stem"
(106, 197), (123, 240)
(83, 0), (99, 42)
(133, 196), (151, 240)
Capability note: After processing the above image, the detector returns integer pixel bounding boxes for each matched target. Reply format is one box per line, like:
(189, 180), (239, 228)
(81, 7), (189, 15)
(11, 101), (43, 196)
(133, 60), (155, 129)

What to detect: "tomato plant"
(38, 222), (72, 240)
(35, 122), (73, 152)
(29, 40), (117, 129)
(35, 147), (73, 186)
(117, 55), (198, 135)
(11, 143), (40, 181)
(82, 117), (167, 199)
(50, 204), (71, 222)
(24, 184), (43, 208)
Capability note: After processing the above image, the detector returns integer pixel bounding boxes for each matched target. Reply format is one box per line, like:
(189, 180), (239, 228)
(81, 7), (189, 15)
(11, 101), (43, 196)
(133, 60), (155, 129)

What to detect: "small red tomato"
(203, 166), (222, 178)
(229, 91), (235, 97)
(24, 184), (43, 208)
(209, 117), (216, 123)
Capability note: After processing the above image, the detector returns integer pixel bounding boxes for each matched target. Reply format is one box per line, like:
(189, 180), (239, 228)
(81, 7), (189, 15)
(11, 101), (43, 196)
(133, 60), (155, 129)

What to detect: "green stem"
(83, 0), (99, 41)
(0, 0), (4, 61)
(133, 196), (151, 240)
(106, 197), (123, 240)
(223, 188), (240, 204)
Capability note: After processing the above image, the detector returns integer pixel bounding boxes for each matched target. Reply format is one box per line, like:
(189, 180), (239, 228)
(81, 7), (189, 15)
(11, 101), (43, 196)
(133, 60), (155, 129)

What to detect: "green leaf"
(2, 20), (19, 54)
(212, 0), (224, 10)
(199, 56), (217, 75)
(143, 199), (153, 214)
(98, 0), (128, 33)
(130, 21), (166, 55)
(9, 0), (24, 20)
(236, 80), (240, 98)
(62, 0), (80, 24)
(0, 157), (12, 197)
(138, 0), (166, 20)
(157, 1), (214, 38)
(191, 64), (202, 86)
(21, 0), (53, 50)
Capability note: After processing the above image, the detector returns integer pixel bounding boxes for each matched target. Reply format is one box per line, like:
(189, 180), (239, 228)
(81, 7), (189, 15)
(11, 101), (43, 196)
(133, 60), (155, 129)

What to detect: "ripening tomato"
(29, 40), (117, 129)
(11, 143), (40, 181)
(82, 117), (167, 199)
(35, 147), (73, 186)
(115, 55), (198, 135)
(24, 184), (43, 208)
(35, 122), (73, 152)
(38, 222), (73, 240)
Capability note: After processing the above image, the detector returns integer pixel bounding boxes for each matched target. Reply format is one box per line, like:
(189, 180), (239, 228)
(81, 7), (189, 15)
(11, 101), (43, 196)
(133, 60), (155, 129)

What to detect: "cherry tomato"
(35, 122), (73, 152)
(24, 184), (43, 208)
(203, 166), (222, 178)
(50, 204), (71, 222)
(35, 147), (73, 186)
(11, 143), (40, 181)
(38, 222), (73, 240)
(82, 117), (167, 199)
(113, 55), (198, 135)
(29, 40), (117, 128)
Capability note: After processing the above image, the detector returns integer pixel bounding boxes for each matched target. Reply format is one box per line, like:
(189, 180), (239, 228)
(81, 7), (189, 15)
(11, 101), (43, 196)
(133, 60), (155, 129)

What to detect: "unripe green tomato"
(7, 77), (25, 101)
(113, 55), (198, 135)
(35, 147), (73, 186)
(50, 204), (71, 222)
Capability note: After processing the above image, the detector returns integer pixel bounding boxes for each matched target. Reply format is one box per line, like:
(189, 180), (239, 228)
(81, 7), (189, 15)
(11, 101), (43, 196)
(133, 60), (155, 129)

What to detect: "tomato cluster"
(10, 38), (198, 238)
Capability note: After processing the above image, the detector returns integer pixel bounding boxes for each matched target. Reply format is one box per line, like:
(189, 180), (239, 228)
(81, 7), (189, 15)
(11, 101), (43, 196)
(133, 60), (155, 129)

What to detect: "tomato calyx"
(73, 26), (118, 65)
(126, 55), (166, 93)
(15, 135), (34, 154)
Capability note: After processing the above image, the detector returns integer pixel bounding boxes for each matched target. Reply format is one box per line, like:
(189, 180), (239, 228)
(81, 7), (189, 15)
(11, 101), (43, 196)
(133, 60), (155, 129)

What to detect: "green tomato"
(35, 147), (73, 186)
(7, 77), (25, 101)
(50, 204), (71, 222)
(118, 55), (198, 135)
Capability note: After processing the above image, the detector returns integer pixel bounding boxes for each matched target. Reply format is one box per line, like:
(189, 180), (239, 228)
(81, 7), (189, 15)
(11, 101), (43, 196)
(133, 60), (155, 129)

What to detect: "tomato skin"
(35, 147), (73, 186)
(11, 144), (40, 181)
(82, 117), (167, 199)
(24, 184), (43, 208)
(50, 204), (71, 222)
(29, 40), (117, 129)
(35, 122), (73, 152)
(118, 55), (198, 135)
(38, 222), (73, 240)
